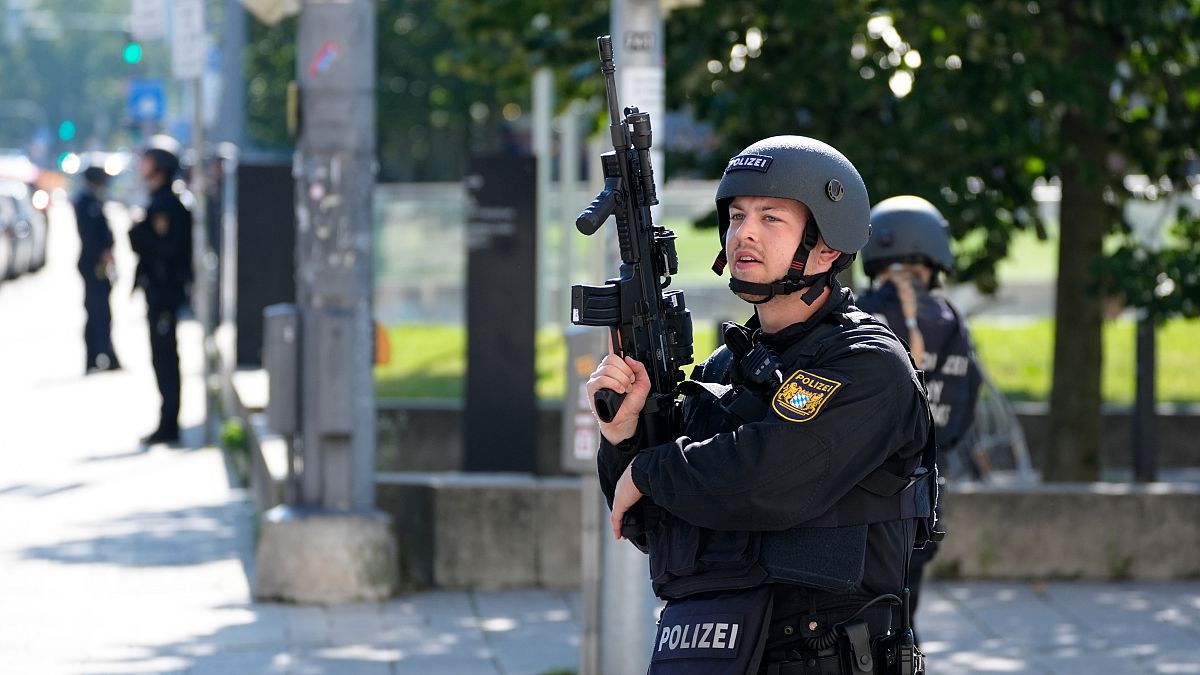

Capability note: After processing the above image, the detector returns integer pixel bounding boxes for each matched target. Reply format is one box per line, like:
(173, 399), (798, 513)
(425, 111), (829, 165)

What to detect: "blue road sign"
(127, 78), (166, 123)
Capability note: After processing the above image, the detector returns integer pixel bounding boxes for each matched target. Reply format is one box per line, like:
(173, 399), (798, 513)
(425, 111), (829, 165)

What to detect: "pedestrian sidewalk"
(1, 200), (1198, 674)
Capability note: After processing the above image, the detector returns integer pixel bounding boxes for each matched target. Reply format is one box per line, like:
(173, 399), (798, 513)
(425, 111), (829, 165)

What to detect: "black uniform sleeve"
(596, 428), (643, 510)
(72, 197), (87, 240)
(129, 198), (193, 288)
(95, 201), (114, 251)
(128, 212), (153, 257)
(177, 202), (194, 285)
(628, 335), (929, 532)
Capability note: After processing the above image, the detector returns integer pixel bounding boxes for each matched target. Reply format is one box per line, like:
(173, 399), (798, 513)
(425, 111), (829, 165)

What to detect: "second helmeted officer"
(856, 195), (983, 639)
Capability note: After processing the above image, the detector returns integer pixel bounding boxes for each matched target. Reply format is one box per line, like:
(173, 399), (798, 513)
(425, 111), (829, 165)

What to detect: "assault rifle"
(571, 35), (694, 536)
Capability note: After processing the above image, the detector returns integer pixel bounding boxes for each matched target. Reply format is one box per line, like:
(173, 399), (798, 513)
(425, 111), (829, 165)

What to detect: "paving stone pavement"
(1, 200), (1198, 674)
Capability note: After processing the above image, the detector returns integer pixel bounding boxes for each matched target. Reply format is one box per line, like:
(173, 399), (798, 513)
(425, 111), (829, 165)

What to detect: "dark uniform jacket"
(598, 285), (933, 619)
(129, 184), (193, 310)
(73, 190), (113, 280)
(856, 282), (981, 453)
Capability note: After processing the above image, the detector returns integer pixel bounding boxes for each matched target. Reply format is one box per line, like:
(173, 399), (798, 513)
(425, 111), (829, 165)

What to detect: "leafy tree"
(661, 0), (1200, 481)
(245, 14), (296, 151)
(0, 0), (169, 157)
(376, 0), (514, 180)
(246, 0), (1199, 479)
(245, 0), (564, 180)
(431, 0), (610, 107)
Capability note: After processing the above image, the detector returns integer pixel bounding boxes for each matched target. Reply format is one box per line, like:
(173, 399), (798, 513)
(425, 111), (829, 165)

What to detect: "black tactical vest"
(856, 285), (982, 451)
(647, 308), (939, 601)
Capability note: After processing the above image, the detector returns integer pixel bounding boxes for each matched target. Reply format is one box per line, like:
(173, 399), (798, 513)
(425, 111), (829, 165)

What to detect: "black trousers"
(82, 277), (118, 370)
(908, 540), (939, 643)
(148, 303), (180, 434)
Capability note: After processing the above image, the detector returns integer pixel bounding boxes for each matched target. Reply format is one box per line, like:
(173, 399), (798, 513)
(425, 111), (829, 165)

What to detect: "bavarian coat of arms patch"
(771, 369), (843, 423)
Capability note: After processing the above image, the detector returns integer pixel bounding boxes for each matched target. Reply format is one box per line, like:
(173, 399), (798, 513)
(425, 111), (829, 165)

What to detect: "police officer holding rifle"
(572, 35), (940, 674)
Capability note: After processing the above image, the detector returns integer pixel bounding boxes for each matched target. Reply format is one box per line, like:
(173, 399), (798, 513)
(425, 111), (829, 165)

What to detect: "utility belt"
(760, 638), (925, 675)
(762, 604), (924, 675)
(650, 587), (923, 675)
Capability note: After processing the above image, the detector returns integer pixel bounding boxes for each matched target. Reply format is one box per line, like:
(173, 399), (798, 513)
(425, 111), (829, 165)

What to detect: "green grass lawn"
(376, 317), (1200, 404)
(970, 317), (1199, 404)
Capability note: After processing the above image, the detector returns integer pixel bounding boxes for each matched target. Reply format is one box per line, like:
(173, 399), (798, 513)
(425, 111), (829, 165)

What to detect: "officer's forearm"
(596, 435), (641, 508)
(629, 424), (897, 531)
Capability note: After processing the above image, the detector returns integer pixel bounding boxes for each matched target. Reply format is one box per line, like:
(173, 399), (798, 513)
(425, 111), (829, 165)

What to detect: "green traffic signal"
(57, 120), (76, 141)
(123, 41), (143, 64)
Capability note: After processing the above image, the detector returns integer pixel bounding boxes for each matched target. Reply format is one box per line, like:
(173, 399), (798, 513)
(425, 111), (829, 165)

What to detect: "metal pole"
(1132, 311), (1157, 482)
(533, 68), (554, 329)
(218, 0), (246, 147)
(579, 472), (603, 675)
(218, 143), (239, 418)
(192, 77), (214, 445)
(295, 0), (377, 511)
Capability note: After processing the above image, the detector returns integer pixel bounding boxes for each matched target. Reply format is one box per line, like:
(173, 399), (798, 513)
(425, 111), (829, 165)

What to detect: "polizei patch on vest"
(772, 369), (843, 423)
(724, 153), (773, 173)
(651, 613), (743, 662)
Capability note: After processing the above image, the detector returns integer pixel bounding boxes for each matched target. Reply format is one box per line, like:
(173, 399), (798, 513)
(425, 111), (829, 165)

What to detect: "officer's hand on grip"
(610, 464), (645, 541)
(586, 354), (651, 445)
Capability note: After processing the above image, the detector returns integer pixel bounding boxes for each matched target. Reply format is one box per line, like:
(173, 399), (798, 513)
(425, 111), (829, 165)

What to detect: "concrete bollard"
(254, 505), (399, 604)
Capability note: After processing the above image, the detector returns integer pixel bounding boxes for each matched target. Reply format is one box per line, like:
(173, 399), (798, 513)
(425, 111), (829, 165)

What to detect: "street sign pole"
(253, 0), (397, 604)
(293, 0), (378, 511)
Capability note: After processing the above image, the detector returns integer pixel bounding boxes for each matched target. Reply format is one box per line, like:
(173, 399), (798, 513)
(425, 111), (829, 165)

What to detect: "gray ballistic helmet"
(712, 135), (871, 304)
(862, 195), (955, 278)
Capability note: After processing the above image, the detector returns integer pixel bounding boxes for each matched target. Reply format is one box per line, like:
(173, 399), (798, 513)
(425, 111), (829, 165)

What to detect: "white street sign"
(171, 0), (206, 80)
(130, 0), (166, 41)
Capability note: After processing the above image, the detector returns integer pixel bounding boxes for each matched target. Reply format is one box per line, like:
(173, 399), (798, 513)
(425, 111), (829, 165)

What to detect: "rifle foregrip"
(594, 388), (625, 423)
(577, 188), (617, 235)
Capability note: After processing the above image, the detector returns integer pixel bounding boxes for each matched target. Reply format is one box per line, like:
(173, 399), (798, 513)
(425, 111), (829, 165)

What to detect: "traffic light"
(123, 37), (143, 64)
(57, 120), (76, 141)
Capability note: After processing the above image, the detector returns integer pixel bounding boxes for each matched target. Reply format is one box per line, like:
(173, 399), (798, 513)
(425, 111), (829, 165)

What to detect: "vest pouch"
(650, 518), (767, 599)
(759, 525), (867, 594)
(649, 585), (773, 675)
(650, 518), (761, 581)
(649, 519), (703, 581)
(698, 529), (757, 566)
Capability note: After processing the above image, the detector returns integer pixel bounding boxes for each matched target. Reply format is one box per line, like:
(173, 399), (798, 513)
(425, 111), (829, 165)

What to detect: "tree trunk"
(1046, 111), (1108, 481)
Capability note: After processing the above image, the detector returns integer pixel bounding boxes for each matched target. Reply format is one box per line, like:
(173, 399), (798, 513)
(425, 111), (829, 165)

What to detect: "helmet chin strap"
(715, 225), (843, 306)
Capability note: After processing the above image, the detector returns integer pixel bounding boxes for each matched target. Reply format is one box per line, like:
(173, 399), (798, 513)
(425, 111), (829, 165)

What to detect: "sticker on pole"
(308, 41), (344, 77)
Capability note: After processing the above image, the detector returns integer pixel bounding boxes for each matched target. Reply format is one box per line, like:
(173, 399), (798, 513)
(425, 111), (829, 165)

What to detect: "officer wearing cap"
(74, 166), (121, 374)
(856, 196), (983, 637)
(129, 147), (193, 446)
(589, 136), (939, 674)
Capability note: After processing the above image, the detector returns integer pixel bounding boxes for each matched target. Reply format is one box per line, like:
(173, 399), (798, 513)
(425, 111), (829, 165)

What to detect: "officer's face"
(726, 196), (810, 284)
(139, 155), (156, 182)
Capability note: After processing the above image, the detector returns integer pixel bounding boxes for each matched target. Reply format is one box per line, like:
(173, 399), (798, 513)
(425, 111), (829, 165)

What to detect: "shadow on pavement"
(19, 502), (249, 568)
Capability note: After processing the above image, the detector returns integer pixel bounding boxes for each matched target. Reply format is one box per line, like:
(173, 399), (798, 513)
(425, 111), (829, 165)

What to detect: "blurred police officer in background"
(589, 137), (939, 674)
(74, 166), (121, 374)
(129, 147), (192, 446)
(856, 195), (983, 639)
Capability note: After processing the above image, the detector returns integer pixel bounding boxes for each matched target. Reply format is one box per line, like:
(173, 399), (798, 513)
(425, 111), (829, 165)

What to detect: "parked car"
(0, 180), (47, 275)
(0, 192), (31, 278)
(0, 210), (12, 283)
